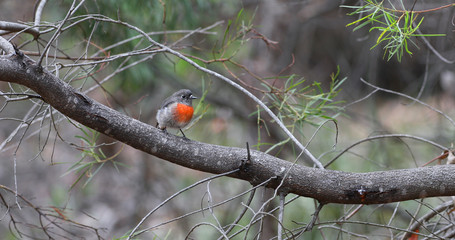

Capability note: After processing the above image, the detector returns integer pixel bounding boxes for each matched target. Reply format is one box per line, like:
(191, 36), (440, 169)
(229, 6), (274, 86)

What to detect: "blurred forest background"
(0, 0), (455, 239)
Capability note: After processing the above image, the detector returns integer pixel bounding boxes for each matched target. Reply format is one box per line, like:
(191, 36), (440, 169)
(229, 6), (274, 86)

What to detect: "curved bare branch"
(1, 51), (455, 206)
(0, 36), (15, 54)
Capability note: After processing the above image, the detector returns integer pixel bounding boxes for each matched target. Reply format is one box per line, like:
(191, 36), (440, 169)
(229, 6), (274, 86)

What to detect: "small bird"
(156, 89), (197, 138)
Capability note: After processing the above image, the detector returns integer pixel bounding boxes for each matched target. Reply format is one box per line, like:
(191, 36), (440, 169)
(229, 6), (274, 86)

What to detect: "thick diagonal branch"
(0, 52), (455, 205)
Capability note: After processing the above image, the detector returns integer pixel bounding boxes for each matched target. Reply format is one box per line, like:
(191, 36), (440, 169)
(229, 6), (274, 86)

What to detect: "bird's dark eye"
(181, 95), (185, 98)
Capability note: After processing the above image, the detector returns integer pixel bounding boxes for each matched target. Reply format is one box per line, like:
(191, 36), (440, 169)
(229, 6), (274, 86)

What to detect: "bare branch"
(278, 192), (285, 240)
(34, 0), (47, 32)
(0, 184), (104, 239)
(360, 78), (455, 127)
(1, 52), (455, 207)
(415, 23), (455, 64)
(401, 201), (455, 240)
(128, 169), (239, 239)
(147, 179), (271, 237)
(1, 1), (454, 239)
(325, 133), (447, 168)
(0, 21), (40, 39)
(0, 36), (15, 55)
(37, 0), (85, 66)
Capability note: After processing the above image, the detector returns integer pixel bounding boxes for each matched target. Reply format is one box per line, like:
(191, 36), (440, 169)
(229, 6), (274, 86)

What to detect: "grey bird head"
(161, 89), (197, 108)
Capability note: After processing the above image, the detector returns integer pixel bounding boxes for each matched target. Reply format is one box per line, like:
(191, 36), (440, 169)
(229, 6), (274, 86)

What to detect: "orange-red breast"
(156, 89), (197, 138)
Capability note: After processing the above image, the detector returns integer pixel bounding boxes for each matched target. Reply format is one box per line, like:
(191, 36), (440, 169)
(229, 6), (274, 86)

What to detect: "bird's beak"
(191, 95), (197, 99)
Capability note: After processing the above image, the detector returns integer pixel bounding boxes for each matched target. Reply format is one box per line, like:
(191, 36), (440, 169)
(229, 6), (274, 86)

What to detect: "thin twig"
(146, 179), (273, 237)
(277, 192), (285, 240)
(206, 181), (226, 236)
(402, 201), (455, 240)
(325, 133), (447, 168)
(360, 78), (455, 127)
(218, 188), (256, 239)
(37, 0), (85, 66)
(127, 169), (239, 239)
(186, 222), (229, 240)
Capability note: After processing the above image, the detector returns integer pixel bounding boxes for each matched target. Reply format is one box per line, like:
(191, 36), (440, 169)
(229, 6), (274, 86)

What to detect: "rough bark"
(1, 51), (454, 205)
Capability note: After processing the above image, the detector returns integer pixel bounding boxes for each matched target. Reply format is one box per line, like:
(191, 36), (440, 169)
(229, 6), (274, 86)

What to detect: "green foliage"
(270, 71), (344, 126)
(214, 8), (255, 59)
(343, 0), (446, 61)
(63, 125), (126, 189)
(254, 68), (345, 152)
